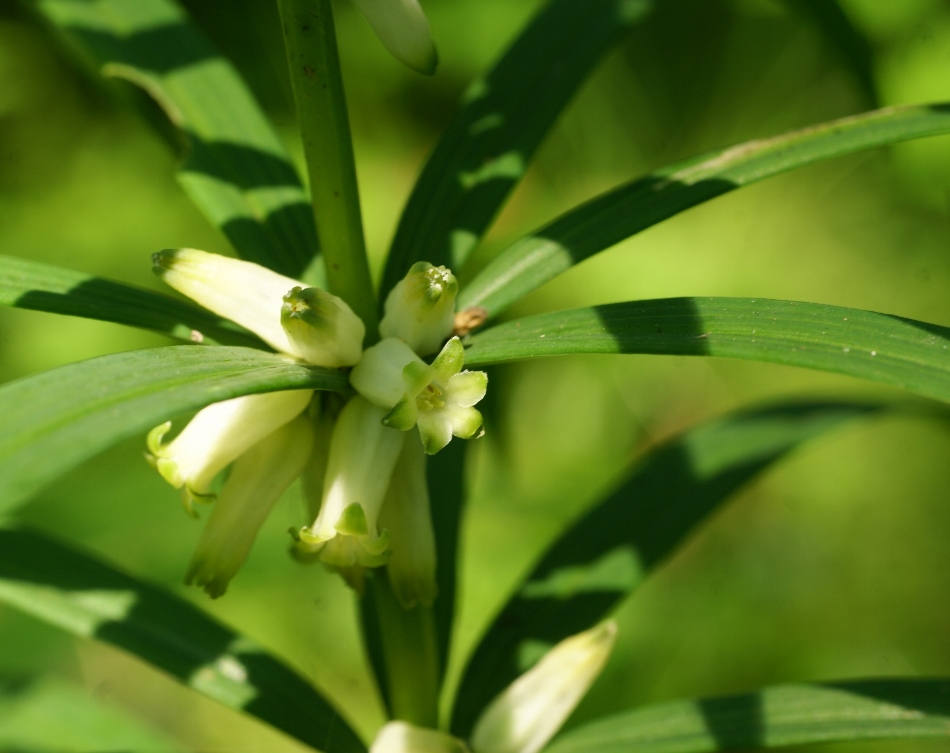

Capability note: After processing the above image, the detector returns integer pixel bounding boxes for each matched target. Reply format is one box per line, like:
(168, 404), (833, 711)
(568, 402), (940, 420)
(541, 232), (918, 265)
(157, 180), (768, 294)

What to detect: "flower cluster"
(146, 249), (486, 601)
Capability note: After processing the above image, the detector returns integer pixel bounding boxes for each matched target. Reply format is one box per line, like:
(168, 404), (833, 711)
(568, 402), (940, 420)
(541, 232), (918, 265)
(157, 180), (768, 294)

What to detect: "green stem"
(278, 0), (378, 334)
(372, 571), (441, 727)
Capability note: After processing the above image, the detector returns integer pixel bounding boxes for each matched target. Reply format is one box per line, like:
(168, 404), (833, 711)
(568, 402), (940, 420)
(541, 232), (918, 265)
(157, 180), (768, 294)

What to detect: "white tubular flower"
(351, 0), (438, 75)
(378, 438), (437, 609)
(294, 396), (405, 571)
(350, 337), (487, 454)
(185, 414), (313, 598)
(153, 248), (364, 365)
(281, 286), (365, 367)
(147, 390), (313, 513)
(470, 622), (618, 753)
(380, 262), (457, 356)
(371, 722), (468, 753)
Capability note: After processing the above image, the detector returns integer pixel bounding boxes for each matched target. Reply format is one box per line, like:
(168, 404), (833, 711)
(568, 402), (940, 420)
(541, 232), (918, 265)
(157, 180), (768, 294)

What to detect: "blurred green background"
(4, 0), (950, 750)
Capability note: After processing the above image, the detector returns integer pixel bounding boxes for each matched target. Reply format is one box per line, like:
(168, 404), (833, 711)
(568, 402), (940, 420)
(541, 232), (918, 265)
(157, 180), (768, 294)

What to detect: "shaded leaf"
(0, 254), (262, 347)
(380, 0), (654, 295)
(0, 528), (365, 753)
(464, 297), (950, 403)
(459, 103), (950, 317)
(0, 345), (347, 512)
(546, 679), (950, 753)
(451, 399), (885, 733)
(36, 0), (320, 280)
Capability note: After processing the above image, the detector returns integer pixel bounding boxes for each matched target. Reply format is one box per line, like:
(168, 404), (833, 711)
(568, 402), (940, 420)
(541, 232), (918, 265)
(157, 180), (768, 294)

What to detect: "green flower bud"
(185, 414), (313, 598)
(370, 722), (468, 753)
(380, 262), (458, 356)
(379, 438), (437, 609)
(146, 390), (313, 514)
(470, 622), (618, 753)
(281, 286), (365, 367)
(350, 337), (487, 454)
(293, 396), (405, 575)
(350, 0), (438, 76)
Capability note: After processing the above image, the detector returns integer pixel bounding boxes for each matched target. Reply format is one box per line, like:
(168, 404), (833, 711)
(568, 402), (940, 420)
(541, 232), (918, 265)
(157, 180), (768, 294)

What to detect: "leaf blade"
(0, 528), (365, 753)
(0, 345), (348, 512)
(381, 0), (653, 295)
(36, 0), (320, 280)
(459, 103), (950, 317)
(450, 399), (886, 734)
(0, 254), (262, 347)
(546, 679), (950, 753)
(464, 297), (950, 403)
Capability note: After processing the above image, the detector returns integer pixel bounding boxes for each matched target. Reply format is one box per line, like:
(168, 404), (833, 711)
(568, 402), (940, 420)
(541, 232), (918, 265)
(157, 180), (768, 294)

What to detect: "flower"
(350, 0), (438, 75)
(470, 622), (618, 753)
(380, 262), (457, 356)
(371, 722), (469, 753)
(350, 336), (487, 454)
(293, 396), (405, 581)
(185, 414), (313, 597)
(378, 437), (438, 608)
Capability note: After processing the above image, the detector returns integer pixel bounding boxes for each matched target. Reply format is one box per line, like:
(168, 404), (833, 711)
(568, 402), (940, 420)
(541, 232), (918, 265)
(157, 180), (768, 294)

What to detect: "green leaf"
(36, 0), (321, 280)
(545, 679), (950, 753)
(781, 0), (877, 106)
(380, 0), (654, 296)
(0, 254), (262, 347)
(0, 528), (365, 753)
(463, 297), (950, 403)
(459, 103), (950, 317)
(450, 399), (885, 734)
(0, 675), (180, 753)
(0, 345), (348, 513)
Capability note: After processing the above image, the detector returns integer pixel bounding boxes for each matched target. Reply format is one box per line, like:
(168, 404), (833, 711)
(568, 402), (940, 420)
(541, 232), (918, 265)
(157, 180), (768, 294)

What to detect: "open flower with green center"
(351, 336), (487, 454)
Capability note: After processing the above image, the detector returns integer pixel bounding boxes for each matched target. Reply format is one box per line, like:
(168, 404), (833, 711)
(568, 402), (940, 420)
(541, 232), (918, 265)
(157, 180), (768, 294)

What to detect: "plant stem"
(278, 0), (378, 335)
(372, 571), (441, 727)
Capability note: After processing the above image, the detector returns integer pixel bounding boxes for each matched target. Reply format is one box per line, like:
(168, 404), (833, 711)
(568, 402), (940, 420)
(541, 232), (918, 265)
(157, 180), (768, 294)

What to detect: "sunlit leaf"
(0, 254), (262, 347)
(0, 345), (347, 512)
(36, 0), (321, 280)
(451, 400), (886, 733)
(459, 103), (950, 317)
(0, 528), (365, 753)
(0, 675), (180, 753)
(464, 297), (950, 403)
(380, 0), (654, 296)
(546, 679), (950, 753)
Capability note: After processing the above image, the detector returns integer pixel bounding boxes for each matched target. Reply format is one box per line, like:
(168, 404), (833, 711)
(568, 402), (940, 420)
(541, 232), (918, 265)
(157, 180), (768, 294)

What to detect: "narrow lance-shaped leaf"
(0, 254), (263, 347)
(36, 0), (321, 281)
(451, 399), (887, 734)
(463, 297), (950, 404)
(459, 103), (950, 317)
(0, 676), (181, 752)
(0, 528), (365, 753)
(781, 0), (877, 106)
(0, 345), (348, 513)
(546, 679), (950, 753)
(380, 0), (655, 296)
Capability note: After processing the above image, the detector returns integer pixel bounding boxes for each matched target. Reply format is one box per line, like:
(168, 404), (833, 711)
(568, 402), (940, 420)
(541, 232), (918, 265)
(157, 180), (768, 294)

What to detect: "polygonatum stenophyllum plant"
(5, 0), (950, 751)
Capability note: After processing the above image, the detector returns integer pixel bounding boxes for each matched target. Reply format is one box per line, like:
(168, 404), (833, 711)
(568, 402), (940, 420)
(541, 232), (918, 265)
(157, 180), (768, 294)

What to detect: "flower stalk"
(277, 0), (378, 334)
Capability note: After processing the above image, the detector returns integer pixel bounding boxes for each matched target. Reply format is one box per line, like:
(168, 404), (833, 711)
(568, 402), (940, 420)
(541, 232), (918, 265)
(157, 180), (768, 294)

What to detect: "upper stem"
(278, 0), (379, 335)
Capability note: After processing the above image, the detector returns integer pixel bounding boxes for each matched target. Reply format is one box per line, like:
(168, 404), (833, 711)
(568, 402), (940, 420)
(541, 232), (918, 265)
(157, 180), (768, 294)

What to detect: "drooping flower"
(378, 437), (437, 608)
(293, 396), (405, 581)
(350, 336), (487, 454)
(350, 0), (438, 75)
(371, 722), (468, 753)
(185, 414), (313, 597)
(470, 622), (618, 753)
